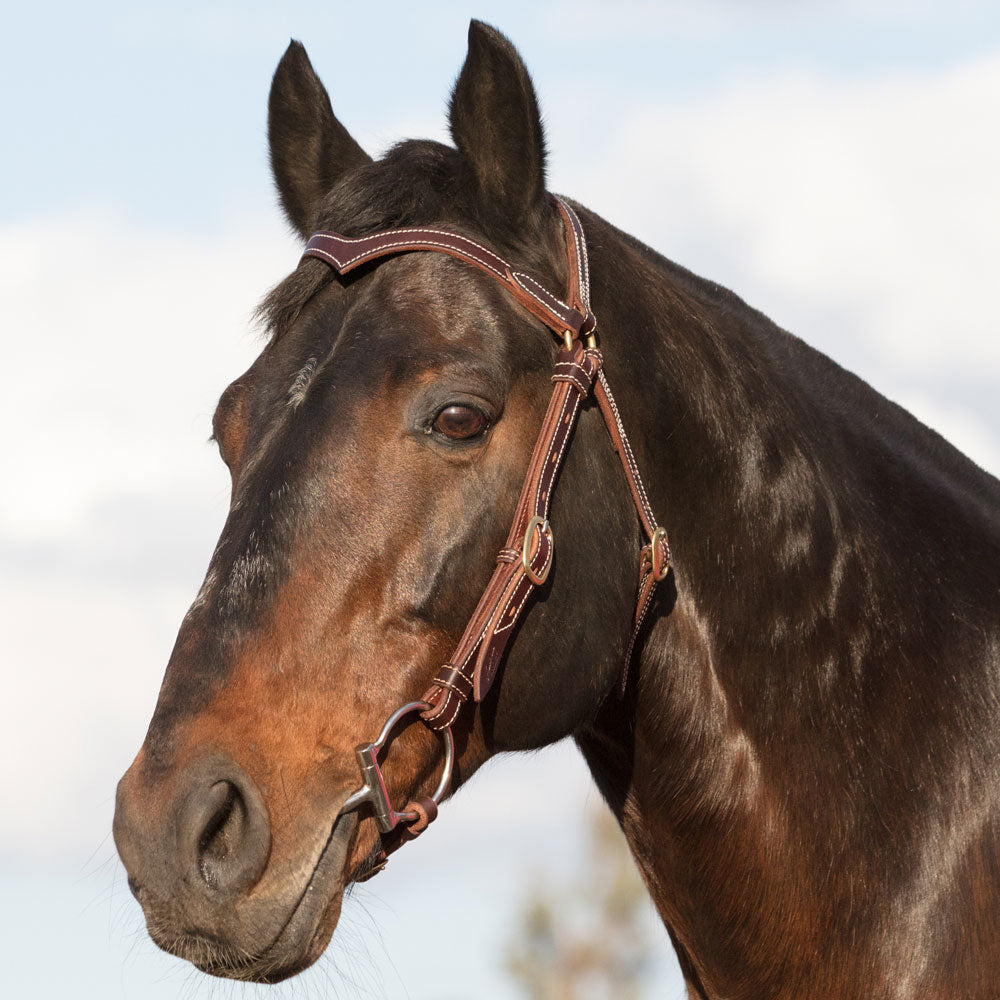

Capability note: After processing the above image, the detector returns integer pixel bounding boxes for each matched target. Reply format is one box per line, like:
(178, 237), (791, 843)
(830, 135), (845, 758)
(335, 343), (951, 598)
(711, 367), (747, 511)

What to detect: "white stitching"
(308, 234), (508, 282)
(311, 225), (507, 264)
(308, 233), (585, 338)
(536, 393), (582, 517)
(304, 245), (350, 268)
(439, 692), (463, 728)
(533, 394), (570, 514)
(455, 579), (512, 671)
(538, 392), (579, 516)
(573, 206), (591, 305)
(434, 669), (472, 698)
(434, 678), (465, 697)
(623, 582), (657, 681)
(512, 270), (567, 310)
(494, 576), (537, 634)
(428, 683), (465, 728)
(569, 211), (586, 304)
(510, 271), (575, 325)
(551, 362), (594, 391)
(598, 370), (656, 527)
(458, 619), (492, 671)
(556, 198), (590, 309)
(552, 360), (595, 385)
(552, 372), (589, 395)
(424, 693), (449, 729)
(437, 568), (512, 676)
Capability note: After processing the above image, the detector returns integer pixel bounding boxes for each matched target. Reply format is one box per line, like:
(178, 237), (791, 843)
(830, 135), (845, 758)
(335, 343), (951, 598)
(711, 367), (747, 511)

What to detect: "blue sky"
(2, 2), (998, 998)
(5, 1), (999, 229)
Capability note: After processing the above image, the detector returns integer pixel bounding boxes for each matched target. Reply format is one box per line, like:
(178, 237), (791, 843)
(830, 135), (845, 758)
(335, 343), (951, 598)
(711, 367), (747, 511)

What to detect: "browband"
(304, 200), (597, 343)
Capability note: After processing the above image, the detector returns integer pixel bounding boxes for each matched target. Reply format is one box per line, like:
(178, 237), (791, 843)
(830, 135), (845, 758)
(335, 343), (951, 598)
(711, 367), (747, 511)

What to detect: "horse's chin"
(148, 811), (358, 984)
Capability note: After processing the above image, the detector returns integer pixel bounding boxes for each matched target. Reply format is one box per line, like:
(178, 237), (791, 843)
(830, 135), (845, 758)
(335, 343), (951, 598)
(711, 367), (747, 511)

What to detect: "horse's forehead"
(350, 251), (521, 348)
(270, 253), (534, 398)
(243, 252), (505, 412)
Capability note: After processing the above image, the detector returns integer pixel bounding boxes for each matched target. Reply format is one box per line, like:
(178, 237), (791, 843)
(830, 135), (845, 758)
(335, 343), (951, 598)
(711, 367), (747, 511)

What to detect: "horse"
(113, 20), (1000, 997)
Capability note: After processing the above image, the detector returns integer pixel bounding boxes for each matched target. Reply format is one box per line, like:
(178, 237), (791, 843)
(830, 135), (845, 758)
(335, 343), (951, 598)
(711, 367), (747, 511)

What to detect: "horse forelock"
(256, 138), (562, 345)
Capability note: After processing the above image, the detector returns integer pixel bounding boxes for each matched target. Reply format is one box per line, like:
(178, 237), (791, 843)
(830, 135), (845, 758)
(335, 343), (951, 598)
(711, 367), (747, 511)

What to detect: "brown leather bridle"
(301, 197), (670, 873)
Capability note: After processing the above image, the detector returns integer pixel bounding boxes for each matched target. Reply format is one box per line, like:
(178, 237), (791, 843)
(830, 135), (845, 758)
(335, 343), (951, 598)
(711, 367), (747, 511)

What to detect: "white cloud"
(551, 50), (1000, 391)
(0, 209), (298, 541)
(0, 208), (299, 857)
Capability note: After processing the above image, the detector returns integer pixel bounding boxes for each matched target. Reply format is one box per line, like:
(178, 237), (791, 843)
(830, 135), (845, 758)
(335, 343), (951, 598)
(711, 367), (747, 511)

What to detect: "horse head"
(113, 22), (643, 982)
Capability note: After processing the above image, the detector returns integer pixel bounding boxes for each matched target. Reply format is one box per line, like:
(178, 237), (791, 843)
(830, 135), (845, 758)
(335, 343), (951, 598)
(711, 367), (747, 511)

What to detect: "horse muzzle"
(113, 751), (358, 982)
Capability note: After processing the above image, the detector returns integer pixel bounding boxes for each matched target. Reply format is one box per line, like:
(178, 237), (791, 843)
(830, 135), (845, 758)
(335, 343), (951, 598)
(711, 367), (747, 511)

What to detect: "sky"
(1, 2), (998, 998)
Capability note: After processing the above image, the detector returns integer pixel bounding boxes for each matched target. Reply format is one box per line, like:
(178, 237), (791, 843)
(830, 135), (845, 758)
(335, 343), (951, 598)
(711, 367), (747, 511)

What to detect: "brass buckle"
(647, 526), (670, 581)
(521, 515), (554, 585)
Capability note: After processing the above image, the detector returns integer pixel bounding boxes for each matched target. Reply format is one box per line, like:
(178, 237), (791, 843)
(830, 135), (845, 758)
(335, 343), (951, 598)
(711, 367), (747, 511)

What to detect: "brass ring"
(521, 516), (553, 585)
(650, 526), (670, 581)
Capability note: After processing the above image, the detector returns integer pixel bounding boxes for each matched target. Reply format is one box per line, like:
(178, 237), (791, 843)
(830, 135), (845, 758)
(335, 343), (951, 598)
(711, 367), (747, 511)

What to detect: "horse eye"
(432, 404), (490, 440)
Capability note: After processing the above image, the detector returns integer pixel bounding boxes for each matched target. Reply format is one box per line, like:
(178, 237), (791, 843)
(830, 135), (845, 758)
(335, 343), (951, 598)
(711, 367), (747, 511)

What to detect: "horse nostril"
(181, 762), (271, 897)
(198, 781), (245, 890)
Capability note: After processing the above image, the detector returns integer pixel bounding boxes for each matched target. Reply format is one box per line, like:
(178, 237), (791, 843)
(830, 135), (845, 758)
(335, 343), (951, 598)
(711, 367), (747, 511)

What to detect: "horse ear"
(267, 40), (371, 240)
(448, 21), (547, 225)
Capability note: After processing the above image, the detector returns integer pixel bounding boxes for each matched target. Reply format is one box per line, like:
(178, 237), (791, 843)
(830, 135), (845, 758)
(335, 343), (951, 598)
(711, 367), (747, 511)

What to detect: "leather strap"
(592, 370), (671, 694)
(305, 212), (597, 341)
(421, 341), (602, 729)
(302, 197), (669, 730)
(553, 200), (670, 692)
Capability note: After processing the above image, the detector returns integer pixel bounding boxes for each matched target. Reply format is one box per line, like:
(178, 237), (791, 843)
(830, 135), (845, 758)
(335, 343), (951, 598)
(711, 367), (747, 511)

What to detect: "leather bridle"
(301, 196), (670, 874)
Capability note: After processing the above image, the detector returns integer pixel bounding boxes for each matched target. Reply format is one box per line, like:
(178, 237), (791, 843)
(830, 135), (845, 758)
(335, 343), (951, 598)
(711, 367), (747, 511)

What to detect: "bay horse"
(114, 21), (1000, 997)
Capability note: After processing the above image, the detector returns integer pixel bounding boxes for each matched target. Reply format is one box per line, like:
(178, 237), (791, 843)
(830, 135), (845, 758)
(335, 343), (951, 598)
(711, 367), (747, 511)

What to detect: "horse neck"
(583, 210), (859, 710)
(572, 209), (1000, 994)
